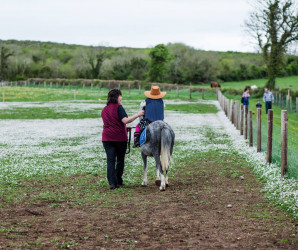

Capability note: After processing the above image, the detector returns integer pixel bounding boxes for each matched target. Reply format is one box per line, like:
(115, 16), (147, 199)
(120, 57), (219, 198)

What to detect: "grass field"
(0, 85), (217, 102)
(191, 76), (298, 91)
(0, 88), (297, 247)
(220, 76), (298, 91)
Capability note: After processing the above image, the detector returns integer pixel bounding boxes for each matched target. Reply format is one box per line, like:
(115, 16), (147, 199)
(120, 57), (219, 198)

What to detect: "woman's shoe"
(110, 185), (119, 190)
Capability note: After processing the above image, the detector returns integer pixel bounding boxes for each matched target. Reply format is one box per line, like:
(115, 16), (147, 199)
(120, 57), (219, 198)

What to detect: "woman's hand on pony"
(122, 110), (144, 124)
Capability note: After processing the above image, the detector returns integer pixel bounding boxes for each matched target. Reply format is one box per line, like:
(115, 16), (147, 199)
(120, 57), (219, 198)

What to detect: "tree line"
(0, 40), (297, 85)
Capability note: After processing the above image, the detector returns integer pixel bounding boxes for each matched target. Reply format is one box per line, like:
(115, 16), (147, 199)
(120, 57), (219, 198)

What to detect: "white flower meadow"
(0, 100), (296, 216)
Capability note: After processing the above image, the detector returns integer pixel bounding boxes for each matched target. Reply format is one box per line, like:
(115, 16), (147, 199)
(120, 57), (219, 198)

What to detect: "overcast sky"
(0, 0), (256, 52)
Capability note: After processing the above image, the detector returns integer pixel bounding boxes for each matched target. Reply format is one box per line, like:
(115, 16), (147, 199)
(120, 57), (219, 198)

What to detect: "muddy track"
(0, 153), (297, 249)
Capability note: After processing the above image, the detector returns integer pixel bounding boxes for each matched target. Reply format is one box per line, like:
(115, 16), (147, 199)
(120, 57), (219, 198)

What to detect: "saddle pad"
(139, 128), (147, 146)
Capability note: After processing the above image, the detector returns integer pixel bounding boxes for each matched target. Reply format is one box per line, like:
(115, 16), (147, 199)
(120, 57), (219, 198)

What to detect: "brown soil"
(0, 155), (297, 249)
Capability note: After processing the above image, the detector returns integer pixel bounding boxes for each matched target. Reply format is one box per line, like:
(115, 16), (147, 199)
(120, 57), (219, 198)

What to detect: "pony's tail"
(161, 128), (173, 172)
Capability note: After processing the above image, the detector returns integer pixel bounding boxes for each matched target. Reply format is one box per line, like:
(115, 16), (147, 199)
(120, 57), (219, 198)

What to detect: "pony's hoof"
(155, 180), (161, 186)
(141, 182), (147, 187)
(166, 183), (169, 187)
(159, 186), (166, 191)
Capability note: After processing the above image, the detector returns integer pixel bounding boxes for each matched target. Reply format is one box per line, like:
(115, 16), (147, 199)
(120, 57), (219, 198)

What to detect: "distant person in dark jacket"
(263, 88), (274, 114)
(256, 100), (262, 108)
(101, 89), (144, 189)
(133, 85), (166, 147)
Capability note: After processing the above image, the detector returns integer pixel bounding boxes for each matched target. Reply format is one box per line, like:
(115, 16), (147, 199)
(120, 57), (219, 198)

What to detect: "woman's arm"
(122, 110), (144, 124)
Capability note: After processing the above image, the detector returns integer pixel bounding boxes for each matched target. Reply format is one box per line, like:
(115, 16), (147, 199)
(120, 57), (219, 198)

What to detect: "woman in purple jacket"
(101, 89), (144, 189)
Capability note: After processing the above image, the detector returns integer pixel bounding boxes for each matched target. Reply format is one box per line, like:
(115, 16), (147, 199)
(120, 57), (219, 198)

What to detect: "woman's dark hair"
(107, 89), (122, 105)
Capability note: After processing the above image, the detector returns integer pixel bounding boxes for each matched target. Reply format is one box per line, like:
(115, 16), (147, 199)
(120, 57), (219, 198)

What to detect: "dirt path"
(0, 151), (297, 249)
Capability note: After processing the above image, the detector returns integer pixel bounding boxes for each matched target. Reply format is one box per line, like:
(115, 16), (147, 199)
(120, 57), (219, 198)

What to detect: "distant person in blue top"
(133, 85), (166, 148)
(256, 100), (262, 108)
(263, 88), (274, 114)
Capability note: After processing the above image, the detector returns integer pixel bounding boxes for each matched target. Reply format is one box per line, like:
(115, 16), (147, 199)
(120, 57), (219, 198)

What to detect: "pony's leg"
(155, 168), (161, 186)
(165, 170), (169, 187)
(141, 152), (148, 186)
(160, 173), (166, 191)
(154, 154), (161, 186)
(153, 153), (166, 190)
(159, 167), (166, 191)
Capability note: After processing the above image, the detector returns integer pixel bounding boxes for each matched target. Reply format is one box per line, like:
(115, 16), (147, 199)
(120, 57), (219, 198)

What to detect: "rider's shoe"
(133, 132), (140, 148)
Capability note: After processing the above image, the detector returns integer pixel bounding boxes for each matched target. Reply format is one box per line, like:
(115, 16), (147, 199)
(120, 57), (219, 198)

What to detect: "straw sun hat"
(144, 85), (167, 99)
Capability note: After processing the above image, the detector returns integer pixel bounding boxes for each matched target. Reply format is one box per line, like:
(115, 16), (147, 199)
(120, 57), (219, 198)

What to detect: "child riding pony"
(133, 85), (166, 147)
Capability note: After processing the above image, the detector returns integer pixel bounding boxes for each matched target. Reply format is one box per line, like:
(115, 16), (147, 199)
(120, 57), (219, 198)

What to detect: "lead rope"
(126, 127), (134, 154)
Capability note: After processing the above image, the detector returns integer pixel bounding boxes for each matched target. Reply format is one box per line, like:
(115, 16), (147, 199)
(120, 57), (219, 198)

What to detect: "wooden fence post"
(230, 100), (234, 122)
(240, 104), (244, 135)
(249, 110), (253, 147)
(235, 101), (239, 129)
(128, 83), (131, 95)
(139, 84), (141, 95)
(257, 108), (261, 152)
(44, 81), (46, 88)
(266, 109), (273, 163)
(223, 96), (226, 114)
(279, 94), (282, 108)
(50, 82), (52, 88)
(234, 102), (237, 127)
(176, 86), (179, 97)
(281, 110), (287, 177)
(189, 87), (191, 99)
(227, 99), (230, 119)
(244, 107), (248, 139)
(290, 96), (292, 112)
(2, 92), (4, 103)
(281, 95), (283, 108)
(231, 101), (234, 124)
(275, 92), (278, 105)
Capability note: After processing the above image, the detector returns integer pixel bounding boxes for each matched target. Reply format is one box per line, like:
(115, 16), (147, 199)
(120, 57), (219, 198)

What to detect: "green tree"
(0, 46), (14, 81)
(149, 44), (170, 82)
(129, 56), (148, 80)
(87, 48), (106, 79)
(245, 0), (298, 89)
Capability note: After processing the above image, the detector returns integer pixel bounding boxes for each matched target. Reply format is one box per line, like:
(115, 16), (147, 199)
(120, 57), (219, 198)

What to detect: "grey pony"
(140, 120), (175, 191)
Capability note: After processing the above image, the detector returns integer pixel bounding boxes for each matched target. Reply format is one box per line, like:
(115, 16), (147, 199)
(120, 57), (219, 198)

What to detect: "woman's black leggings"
(102, 141), (127, 187)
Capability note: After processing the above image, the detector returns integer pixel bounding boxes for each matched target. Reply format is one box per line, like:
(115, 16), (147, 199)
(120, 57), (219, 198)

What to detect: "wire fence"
(217, 91), (297, 179)
(274, 91), (297, 114)
(251, 117), (297, 178)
